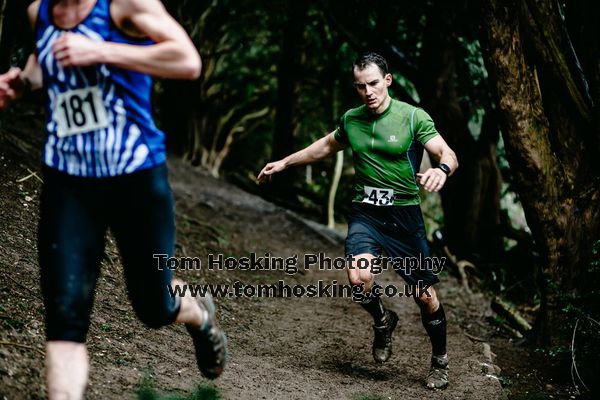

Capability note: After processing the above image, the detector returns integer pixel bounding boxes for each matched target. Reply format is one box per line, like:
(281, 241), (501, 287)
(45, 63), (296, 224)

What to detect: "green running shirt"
(333, 99), (439, 206)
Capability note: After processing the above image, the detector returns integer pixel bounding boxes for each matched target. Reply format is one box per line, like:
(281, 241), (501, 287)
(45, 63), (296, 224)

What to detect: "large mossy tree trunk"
(415, 3), (504, 262)
(479, 0), (600, 345)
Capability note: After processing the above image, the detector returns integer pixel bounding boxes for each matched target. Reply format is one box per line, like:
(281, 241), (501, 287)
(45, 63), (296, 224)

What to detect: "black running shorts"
(38, 164), (181, 342)
(345, 202), (440, 286)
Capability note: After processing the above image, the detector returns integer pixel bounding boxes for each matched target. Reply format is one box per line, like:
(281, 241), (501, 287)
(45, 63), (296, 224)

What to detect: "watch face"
(439, 164), (450, 174)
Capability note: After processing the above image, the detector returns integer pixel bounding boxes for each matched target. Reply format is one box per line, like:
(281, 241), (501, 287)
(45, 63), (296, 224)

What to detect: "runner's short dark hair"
(353, 52), (389, 76)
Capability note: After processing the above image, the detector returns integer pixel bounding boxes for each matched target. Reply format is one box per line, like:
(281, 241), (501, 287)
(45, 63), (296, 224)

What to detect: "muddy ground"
(0, 149), (574, 399)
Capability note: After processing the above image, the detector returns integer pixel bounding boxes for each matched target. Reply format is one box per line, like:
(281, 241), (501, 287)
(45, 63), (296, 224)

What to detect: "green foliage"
(497, 374), (513, 387)
(160, 0), (282, 170)
(136, 375), (221, 400)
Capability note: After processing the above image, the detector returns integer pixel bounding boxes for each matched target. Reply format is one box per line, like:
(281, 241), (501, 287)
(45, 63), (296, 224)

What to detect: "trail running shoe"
(186, 293), (228, 379)
(425, 354), (449, 389)
(372, 310), (399, 363)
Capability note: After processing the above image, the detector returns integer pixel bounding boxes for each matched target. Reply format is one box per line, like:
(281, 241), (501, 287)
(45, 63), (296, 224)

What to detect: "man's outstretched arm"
(257, 132), (347, 183)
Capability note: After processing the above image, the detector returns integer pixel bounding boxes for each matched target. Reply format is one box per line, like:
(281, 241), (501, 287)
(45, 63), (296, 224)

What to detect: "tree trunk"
(327, 151), (343, 229)
(327, 78), (343, 229)
(565, 0), (600, 140)
(414, 7), (504, 262)
(270, 0), (308, 196)
(479, 0), (600, 345)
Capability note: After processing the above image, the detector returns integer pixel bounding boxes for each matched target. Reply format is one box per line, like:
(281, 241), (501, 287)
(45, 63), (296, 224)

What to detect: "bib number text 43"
(362, 186), (394, 206)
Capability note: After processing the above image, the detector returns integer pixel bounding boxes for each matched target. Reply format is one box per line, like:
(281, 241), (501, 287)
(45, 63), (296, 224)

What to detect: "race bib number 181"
(362, 186), (394, 206)
(54, 87), (109, 138)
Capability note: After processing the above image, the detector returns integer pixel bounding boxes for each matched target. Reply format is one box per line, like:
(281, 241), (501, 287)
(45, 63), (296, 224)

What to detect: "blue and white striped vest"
(36, 0), (166, 177)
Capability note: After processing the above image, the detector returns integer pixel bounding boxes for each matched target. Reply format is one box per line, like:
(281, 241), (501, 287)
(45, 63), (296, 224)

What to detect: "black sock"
(359, 296), (386, 325)
(420, 303), (447, 357)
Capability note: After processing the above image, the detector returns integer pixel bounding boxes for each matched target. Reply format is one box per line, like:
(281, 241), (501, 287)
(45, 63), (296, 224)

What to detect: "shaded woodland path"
(0, 155), (506, 399)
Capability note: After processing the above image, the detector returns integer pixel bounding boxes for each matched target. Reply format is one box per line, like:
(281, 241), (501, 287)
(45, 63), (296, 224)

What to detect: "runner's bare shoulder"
(27, 0), (42, 30)
(109, 0), (166, 39)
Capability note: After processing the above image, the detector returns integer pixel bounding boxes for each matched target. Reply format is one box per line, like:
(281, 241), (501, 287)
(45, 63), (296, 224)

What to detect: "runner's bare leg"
(46, 341), (88, 400)
(173, 278), (205, 327)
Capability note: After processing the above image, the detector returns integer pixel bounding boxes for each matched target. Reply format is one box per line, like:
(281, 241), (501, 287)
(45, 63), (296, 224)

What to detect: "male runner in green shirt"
(258, 53), (458, 388)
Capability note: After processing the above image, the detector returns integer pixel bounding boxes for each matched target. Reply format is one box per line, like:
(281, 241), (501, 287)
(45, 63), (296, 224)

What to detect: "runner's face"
(353, 64), (392, 114)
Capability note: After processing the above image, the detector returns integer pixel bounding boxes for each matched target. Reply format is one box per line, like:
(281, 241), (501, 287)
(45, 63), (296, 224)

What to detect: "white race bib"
(54, 87), (109, 138)
(362, 186), (394, 206)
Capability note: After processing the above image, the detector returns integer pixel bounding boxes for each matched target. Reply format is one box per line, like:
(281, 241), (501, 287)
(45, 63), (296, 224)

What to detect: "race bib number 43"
(54, 87), (109, 137)
(362, 186), (394, 206)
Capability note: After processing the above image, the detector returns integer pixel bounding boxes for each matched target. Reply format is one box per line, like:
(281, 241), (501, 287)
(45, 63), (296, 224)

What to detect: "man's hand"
(417, 168), (447, 192)
(0, 68), (25, 109)
(53, 33), (105, 68)
(257, 160), (287, 183)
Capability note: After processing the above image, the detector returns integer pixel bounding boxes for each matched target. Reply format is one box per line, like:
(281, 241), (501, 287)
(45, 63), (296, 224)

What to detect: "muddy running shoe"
(186, 293), (228, 379)
(372, 310), (399, 363)
(425, 354), (449, 389)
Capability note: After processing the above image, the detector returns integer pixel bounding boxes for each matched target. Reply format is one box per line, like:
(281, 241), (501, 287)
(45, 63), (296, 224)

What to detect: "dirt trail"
(0, 155), (506, 399)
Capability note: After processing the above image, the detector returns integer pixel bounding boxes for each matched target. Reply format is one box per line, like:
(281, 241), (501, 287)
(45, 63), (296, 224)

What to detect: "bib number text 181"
(55, 87), (109, 137)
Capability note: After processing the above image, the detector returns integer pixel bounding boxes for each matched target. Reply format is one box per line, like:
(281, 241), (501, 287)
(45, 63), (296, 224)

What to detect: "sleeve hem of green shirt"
(333, 128), (349, 144)
(414, 108), (440, 145)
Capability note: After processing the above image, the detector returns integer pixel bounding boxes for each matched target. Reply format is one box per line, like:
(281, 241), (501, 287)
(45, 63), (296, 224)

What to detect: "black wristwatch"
(437, 163), (451, 176)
